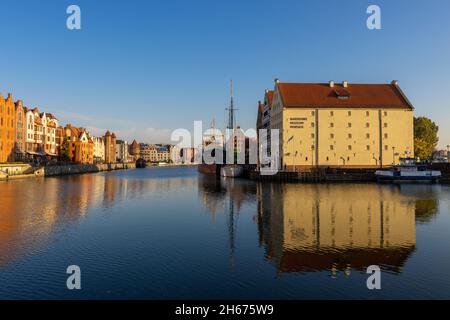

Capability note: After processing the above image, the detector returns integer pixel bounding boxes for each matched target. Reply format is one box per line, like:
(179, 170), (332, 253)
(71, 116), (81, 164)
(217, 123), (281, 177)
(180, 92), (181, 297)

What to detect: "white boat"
(375, 158), (441, 183)
(220, 165), (244, 178)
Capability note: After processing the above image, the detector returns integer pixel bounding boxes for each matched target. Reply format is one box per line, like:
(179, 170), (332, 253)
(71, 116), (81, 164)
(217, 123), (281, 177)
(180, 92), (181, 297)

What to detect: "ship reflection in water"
(0, 167), (448, 299)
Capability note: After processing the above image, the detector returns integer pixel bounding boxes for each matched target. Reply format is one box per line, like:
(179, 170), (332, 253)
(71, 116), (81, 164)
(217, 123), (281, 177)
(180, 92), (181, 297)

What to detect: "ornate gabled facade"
(14, 100), (26, 160)
(0, 93), (16, 163)
(64, 125), (94, 164)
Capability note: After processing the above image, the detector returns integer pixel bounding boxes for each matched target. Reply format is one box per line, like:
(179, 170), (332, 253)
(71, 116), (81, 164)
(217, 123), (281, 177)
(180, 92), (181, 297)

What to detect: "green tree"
(414, 116), (439, 160)
(61, 136), (71, 162)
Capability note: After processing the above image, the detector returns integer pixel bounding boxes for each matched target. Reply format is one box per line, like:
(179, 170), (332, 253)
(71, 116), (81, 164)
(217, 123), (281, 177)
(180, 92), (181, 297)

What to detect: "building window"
(330, 111), (334, 116)
(366, 123), (370, 128)
(348, 145), (352, 151)
(366, 133), (370, 139)
(384, 123), (388, 128)
(330, 133), (334, 139)
(305, 157), (308, 161)
(311, 111), (315, 116)
(311, 133), (315, 139)
(330, 145), (334, 151)
(366, 111), (370, 116)
(384, 133), (388, 139)
(348, 111), (352, 116)
(384, 111), (388, 116)
(326, 157), (329, 161)
(311, 122), (315, 128)
(385, 145), (389, 151)
(311, 145), (315, 151)
(348, 123), (352, 128)
(366, 145), (370, 151)
(348, 133), (352, 139)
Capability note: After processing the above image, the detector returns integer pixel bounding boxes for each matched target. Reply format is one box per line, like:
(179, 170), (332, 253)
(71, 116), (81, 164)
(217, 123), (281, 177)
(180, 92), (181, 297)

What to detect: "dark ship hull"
(198, 163), (222, 176)
(136, 158), (147, 168)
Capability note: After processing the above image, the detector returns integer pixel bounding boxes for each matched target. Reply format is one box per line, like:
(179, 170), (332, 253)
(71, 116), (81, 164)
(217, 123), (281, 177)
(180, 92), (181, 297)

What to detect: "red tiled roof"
(266, 90), (274, 108)
(277, 82), (413, 109)
(258, 102), (264, 113)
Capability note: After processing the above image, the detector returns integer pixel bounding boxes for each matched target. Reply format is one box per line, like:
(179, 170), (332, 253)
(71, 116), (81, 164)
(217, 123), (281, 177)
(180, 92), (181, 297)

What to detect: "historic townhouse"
(0, 93), (16, 162)
(25, 107), (44, 156)
(14, 100), (26, 160)
(64, 125), (94, 164)
(40, 112), (59, 157)
(24, 108), (59, 159)
(264, 80), (414, 170)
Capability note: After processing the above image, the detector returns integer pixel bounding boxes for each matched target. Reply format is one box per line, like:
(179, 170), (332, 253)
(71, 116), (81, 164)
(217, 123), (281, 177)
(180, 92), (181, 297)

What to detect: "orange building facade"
(0, 93), (16, 163)
(64, 125), (94, 164)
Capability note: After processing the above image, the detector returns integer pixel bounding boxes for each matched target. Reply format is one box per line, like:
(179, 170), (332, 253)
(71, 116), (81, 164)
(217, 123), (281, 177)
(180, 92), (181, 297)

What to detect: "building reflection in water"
(0, 171), (197, 268)
(198, 176), (440, 275)
(256, 183), (441, 275)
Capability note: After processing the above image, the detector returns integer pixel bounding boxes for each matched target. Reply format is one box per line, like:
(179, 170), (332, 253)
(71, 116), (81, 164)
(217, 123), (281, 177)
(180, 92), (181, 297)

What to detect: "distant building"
(93, 136), (105, 163)
(180, 147), (196, 163)
(257, 90), (273, 169)
(64, 125), (94, 164)
(432, 150), (449, 163)
(140, 143), (152, 162)
(104, 131), (117, 163)
(14, 100), (26, 161)
(116, 140), (129, 163)
(40, 112), (59, 157)
(139, 144), (171, 163)
(0, 93), (16, 163)
(155, 145), (170, 162)
(23, 107), (59, 160)
(129, 139), (140, 160)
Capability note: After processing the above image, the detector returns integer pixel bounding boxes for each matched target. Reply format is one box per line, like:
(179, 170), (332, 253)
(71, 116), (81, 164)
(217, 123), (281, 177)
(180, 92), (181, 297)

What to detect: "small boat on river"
(375, 158), (441, 183)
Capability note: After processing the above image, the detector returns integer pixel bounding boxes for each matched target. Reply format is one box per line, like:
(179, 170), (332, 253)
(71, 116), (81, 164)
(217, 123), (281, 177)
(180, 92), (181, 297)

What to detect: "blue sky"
(1, 0), (450, 147)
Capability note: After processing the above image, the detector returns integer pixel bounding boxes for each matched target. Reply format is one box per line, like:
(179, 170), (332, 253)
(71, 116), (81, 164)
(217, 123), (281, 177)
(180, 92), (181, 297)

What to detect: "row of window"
(306, 145), (395, 151)
(310, 111), (389, 117)
(0, 106), (12, 115)
(0, 118), (14, 128)
(309, 133), (390, 139)
(310, 122), (389, 128)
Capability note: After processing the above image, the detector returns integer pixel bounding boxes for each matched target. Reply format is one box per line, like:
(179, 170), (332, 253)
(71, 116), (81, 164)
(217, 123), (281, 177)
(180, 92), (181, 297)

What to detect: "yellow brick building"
(267, 80), (414, 170)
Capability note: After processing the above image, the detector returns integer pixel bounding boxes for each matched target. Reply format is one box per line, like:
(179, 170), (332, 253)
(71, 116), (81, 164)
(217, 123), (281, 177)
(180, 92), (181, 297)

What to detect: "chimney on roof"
(329, 80), (335, 88)
(7, 93), (13, 100)
(274, 78), (280, 84)
(343, 80), (348, 88)
(391, 80), (399, 86)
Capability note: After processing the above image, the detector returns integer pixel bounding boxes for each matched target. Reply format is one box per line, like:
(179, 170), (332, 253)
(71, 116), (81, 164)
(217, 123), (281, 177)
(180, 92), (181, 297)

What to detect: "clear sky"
(1, 0), (450, 148)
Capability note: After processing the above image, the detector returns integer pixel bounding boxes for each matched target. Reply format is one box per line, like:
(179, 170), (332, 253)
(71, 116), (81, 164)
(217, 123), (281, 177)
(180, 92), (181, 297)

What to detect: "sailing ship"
(199, 80), (244, 178)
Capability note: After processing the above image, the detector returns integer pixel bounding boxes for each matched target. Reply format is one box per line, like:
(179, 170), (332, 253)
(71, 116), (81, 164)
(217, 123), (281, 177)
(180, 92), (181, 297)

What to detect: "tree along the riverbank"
(414, 116), (439, 160)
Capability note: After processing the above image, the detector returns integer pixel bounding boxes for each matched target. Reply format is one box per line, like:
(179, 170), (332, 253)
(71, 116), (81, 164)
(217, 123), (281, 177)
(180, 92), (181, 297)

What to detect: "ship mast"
(227, 80), (235, 130)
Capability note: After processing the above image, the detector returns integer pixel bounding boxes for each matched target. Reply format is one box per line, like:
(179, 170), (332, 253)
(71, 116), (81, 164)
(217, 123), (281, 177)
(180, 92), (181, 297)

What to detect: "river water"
(1, 166), (450, 299)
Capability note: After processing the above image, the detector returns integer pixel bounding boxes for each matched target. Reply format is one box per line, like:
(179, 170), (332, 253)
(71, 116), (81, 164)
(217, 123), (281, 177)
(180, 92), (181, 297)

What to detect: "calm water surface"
(1, 166), (450, 299)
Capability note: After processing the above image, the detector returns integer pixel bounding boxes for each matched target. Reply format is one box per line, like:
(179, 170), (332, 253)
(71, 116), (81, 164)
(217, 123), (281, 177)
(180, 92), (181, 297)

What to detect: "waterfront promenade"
(0, 162), (136, 181)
